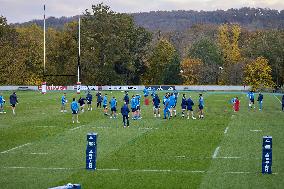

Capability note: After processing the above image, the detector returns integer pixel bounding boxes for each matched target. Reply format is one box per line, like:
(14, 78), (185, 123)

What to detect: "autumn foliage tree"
(244, 57), (274, 90)
(180, 58), (202, 85)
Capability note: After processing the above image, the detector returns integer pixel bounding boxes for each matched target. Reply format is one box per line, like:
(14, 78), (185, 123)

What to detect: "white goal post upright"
(42, 4), (47, 94)
(77, 15), (81, 94)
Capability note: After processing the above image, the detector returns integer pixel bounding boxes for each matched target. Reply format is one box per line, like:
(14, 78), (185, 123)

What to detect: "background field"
(0, 90), (283, 189)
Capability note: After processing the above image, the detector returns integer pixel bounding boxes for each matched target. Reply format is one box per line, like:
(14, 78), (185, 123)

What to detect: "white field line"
(2, 166), (277, 175)
(273, 95), (282, 104)
(29, 153), (48, 155)
(250, 130), (262, 132)
(36, 126), (56, 128)
(0, 143), (32, 154)
(216, 157), (241, 159)
(212, 146), (220, 159)
(224, 127), (229, 134)
(70, 125), (85, 131)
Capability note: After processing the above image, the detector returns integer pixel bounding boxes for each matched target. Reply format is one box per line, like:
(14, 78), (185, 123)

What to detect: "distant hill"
(14, 7), (284, 31)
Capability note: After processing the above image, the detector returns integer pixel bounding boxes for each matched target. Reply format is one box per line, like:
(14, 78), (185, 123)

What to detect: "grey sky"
(1, 0), (283, 23)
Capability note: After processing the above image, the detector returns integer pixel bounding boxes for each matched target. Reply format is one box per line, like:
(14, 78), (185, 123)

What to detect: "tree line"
(0, 3), (283, 90)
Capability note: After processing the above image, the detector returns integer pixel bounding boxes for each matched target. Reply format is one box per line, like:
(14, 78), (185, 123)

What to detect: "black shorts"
(111, 107), (116, 112)
(181, 105), (186, 110)
(187, 107), (193, 111)
(250, 99), (255, 104)
(11, 104), (16, 108)
(199, 105), (204, 110)
(72, 110), (78, 114)
(87, 101), (92, 105)
(103, 105), (107, 109)
(154, 105), (160, 109)
(136, 106), (140, 110)
(131, 108), (136, 112)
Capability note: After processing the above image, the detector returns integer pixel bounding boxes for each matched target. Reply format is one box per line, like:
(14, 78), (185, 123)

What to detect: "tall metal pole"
(43, 4), (46, 75)
(77, 15), (80, 83)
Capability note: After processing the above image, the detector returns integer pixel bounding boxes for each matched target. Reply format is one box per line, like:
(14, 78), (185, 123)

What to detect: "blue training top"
(71, 101), (79, 111)
(103, 96), (108, 106)
(131, 98), (136, 109)
(110, 98), (117, 108)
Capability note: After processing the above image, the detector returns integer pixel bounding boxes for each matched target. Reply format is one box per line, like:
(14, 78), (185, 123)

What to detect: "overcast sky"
(1, 0), (283, 23)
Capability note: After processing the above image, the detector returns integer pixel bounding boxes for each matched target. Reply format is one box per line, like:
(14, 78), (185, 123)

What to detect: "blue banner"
(86, 133), (97, 170)
(262, 136), (272, 174)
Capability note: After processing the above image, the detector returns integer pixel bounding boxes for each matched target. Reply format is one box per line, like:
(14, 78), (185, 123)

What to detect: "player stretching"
(71, 98), (79, 123)
(61, 93), (67, 113)
(181, 94), (187, 118)
(86, 92), (93, 111)
(187, 96), (196, 119)
(130, 95), (137, 120)
(109, 97), (117, 118)
(247, 91), (255, 110)
(153, 94), (161, 117)
(102, 94), (108, 115)
(198, 94), (204, 119)
(0, 93), (6, 114)
(10, 92), (18, 115)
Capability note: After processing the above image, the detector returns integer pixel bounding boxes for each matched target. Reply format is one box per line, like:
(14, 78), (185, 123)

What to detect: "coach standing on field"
(9, 92), (18, 115)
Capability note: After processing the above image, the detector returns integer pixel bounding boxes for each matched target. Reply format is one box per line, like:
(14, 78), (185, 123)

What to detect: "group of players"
(0, 92), (19, 115)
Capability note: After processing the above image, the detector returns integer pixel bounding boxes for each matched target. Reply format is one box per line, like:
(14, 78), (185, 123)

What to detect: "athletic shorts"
(131, 108), (136, 112)
(72, 110), (78, 114)
(87, 101), (92, 105)
(187, 107), (193, 111)
(111, 107), (116, 112)
(154, 105), (160, 109)
(11, 104), (16, 108)
(136, 106), (140, 110)
(0, 103), (3, 107)
(144, 94), (148, 97)
(103, 105), (107, 109)
(250, 99), (255, 104)
(199, 105), (204, 110)
(181, 105), (186, 110)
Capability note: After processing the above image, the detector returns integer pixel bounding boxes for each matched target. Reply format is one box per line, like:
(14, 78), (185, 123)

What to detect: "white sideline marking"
(224, 127), (229, 134)
(250, 130), (262, 132)
(36, 126), (56, 128)
(0, 143), (32, 154)
(30, 153), (48, 155)
(70, 125), (85, 131)
(273, 95), (282, 104)
(212, 146), (220, 159)
(176, 155), (186, 158)
(216, 157), (241, 159)
(2, 167), (278, 175)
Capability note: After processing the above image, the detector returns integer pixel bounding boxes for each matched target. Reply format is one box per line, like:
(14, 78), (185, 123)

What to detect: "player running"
(257, 92), (264, 111)
(186, 96), (196, 120)
(121, 102), (130, 128)
(109, 96), (117, 119)
(86, 92), (93, 111)
(130, 95), (137, 120)
(181, 94), (187, 118)
(71, 98), (79, 123)
(61, 93), (67, 113)
(198, 94), (204, 119)
(0, 93), (6, 114)
(102, 94), (108, 115)
(153, 94), (161, 117)
(10, 92), (18, 115)
(247, 91), (255, 110)
(78, 97), (86, 113)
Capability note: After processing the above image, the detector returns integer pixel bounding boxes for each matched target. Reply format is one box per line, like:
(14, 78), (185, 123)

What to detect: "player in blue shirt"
(86, 92), (93, 111)
(198, 94), (205, 119)
(151, 87), (156, 98)
(71, 98), (79, 123)
(124, 92), (129, 104)
(135, 94), (142, 119)
(61, 93), (67, 113)
(0, 93), (6, 114)
(152, 94), (161, 117)
(109, 97), (117, 118)
(121, 102), (130, 128)
(10, 92), (18, 115)
(247, 91), (255, 110)
(257, 93), (264, 111)
(169, 93), (177, 117)
(163, 94), (171, 119)
(186, 96), (196, 120)
(130, 95), (137, 119)
(181, 94), (187, 118)
(143, 87), (149, 97)
(102, 94), (108, 115)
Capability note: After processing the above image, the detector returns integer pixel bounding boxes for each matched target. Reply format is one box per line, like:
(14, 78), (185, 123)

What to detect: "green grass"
(0, 90), (283, 189)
